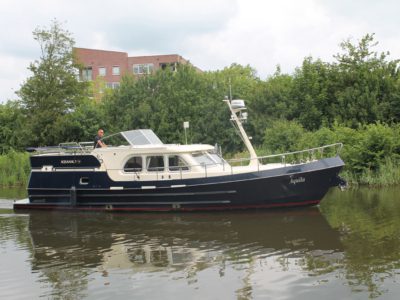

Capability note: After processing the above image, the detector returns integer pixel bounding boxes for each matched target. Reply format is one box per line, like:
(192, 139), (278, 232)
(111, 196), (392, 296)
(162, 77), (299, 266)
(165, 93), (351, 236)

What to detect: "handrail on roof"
(28, 141), (94, 154)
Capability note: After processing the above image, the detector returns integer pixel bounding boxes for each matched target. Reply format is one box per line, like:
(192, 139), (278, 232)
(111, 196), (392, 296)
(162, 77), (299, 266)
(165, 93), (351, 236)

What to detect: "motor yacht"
(14, 99), (345, 211)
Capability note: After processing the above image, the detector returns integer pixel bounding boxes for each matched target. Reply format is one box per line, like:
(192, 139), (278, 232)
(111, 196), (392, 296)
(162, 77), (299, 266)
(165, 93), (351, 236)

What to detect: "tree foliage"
(332, 34), (400, 126)
(0, 102), (27, 152)
(102, 65), (249, 152)
(17, 20), (88, 146)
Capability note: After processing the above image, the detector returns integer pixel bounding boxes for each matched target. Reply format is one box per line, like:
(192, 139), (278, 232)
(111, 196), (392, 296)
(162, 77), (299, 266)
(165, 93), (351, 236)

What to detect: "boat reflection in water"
(24, 208), (343, 298)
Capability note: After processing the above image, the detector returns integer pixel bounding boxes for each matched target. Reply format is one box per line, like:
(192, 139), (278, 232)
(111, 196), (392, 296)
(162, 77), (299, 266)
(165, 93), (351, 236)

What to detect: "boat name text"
(290, 177), (306, 185)
(60, 160), (81, 164)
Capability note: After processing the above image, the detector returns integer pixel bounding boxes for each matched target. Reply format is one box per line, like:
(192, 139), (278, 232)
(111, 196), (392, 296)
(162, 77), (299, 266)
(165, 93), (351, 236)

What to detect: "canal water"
(1, 187), (400, 299)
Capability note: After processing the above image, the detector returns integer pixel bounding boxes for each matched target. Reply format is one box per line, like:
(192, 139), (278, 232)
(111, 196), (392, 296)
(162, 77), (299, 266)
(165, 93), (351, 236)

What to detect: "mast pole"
(224, 100), (258, 166)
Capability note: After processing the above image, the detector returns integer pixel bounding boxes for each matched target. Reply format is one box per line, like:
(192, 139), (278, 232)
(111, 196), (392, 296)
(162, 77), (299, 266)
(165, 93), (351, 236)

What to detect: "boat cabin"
(93, 129), (228, 181)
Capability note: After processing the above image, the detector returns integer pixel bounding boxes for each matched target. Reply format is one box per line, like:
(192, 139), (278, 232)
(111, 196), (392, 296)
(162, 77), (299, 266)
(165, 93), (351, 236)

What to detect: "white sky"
(1, 0), (399, 103)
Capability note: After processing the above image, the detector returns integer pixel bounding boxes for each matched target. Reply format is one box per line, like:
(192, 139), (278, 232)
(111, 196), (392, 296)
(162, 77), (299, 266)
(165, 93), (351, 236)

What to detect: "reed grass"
(0, 151), (30, 187)
(341, 158), (400, 188)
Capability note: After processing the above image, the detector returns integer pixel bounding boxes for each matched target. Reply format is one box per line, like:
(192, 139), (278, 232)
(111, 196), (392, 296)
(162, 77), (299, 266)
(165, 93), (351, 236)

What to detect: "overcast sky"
(1, 0), (399, 103)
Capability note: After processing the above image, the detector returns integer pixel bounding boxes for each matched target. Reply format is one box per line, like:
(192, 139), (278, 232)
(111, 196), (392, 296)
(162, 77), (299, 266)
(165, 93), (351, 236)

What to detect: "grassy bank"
(0, 151), (30, 187)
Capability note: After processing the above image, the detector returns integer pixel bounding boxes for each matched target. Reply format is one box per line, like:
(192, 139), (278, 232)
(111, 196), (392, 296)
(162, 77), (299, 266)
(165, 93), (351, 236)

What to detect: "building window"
(160, 63), (177, 72)
(106, 82), (120, 89)
(81, 67), (93, 81)
(74, 68), (80, 81)
(112, 66), (120, 75)
(133, 64), (154, 75)
(99, 67), (106, 76)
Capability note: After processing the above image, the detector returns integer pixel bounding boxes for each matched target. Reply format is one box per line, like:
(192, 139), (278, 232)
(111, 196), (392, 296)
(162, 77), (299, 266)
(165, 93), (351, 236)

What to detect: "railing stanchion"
(225, 143), (342, 167)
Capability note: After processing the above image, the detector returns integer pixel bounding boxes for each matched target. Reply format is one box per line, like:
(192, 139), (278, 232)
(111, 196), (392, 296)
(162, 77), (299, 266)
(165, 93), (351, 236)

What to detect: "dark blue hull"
(14, 156), (345, 212)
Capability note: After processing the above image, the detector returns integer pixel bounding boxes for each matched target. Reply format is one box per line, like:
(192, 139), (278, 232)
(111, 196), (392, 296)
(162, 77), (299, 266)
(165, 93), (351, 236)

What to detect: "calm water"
(1, 188), (400, 299)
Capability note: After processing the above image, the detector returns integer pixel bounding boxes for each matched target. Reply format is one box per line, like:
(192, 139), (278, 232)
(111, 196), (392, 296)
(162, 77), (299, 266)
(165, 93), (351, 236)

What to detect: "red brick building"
(74, 48), (194, 90)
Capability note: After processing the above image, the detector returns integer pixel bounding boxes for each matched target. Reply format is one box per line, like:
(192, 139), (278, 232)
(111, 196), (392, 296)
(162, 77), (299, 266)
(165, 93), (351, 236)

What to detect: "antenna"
(183, 121), (189, 144)
(229, 78), (232, 101)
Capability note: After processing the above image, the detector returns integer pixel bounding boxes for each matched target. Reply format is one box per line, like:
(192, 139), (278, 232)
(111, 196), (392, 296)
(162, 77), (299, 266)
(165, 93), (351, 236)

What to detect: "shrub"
(263, 119), (305, 153)
(0, 151), (30, 187)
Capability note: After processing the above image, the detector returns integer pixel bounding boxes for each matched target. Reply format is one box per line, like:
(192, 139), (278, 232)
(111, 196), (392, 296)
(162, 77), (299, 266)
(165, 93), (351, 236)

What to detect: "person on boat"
(94, 129), (107, 148)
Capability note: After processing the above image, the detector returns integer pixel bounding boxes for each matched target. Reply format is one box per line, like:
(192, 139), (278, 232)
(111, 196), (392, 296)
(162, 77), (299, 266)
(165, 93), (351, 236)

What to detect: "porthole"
(79, 177), (89, 185)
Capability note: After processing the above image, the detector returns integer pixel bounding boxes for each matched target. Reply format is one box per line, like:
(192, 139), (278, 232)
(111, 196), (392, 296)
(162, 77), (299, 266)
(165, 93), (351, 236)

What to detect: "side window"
(146, 156), (164, 172)
(124, 156), (142, 172)
(168, 156), (189, 171)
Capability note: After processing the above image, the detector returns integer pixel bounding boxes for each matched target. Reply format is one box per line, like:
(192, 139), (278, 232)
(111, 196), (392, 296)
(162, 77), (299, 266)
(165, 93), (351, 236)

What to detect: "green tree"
(332, 33), (400, 126)
(0, 101), (27, 152)
(248, 67), (294, 145)
(102, 64), (246, 153)
(52, 99), (107, 143)
(263, 119), (305, 153)
(17, 20), (88, 146)
(290, 57), (332, 130)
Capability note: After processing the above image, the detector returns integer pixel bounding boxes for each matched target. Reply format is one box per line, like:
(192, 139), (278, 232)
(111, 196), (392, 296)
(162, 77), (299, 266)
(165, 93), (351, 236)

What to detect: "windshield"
(101, 133), (130, 146)
(192, 152), (222, 168)
(208, 153), (225, 164)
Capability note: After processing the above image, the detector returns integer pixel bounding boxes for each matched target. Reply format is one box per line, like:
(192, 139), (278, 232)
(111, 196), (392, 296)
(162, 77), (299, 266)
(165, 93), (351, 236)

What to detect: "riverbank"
(341, 158), (400, 187)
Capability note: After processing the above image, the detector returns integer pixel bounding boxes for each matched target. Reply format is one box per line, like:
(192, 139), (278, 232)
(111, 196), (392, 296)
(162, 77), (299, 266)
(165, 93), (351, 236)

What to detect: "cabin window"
(124, 156), (143, 172)
(168, 156), (189, 171)
(192, 152), (214, 167)
(146, 156), (164, 172)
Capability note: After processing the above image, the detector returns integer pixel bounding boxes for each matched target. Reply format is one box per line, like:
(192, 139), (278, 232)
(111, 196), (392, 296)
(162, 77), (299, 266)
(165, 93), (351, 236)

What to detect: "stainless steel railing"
(227, 143), (343, 166)
(30, 141), (94, 154)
